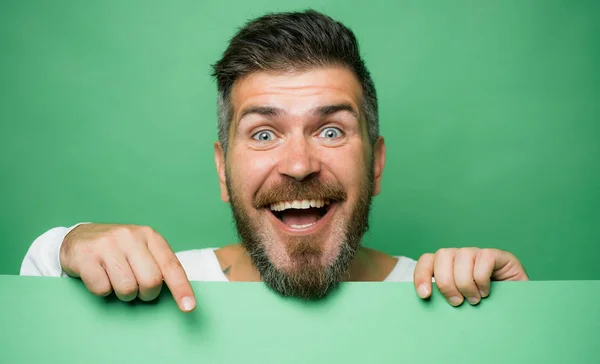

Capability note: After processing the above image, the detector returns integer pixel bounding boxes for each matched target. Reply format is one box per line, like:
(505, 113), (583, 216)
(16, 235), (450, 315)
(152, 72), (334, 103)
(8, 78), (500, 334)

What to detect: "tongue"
(280, 208), (321, 226)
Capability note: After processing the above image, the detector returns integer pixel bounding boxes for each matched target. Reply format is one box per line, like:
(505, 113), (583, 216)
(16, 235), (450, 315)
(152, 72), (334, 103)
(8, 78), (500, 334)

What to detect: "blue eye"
(319, 127), (343, 139)
(252, 130), (276, 141)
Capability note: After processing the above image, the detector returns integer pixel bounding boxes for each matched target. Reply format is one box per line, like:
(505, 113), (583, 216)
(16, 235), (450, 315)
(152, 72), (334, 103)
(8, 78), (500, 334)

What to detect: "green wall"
(1, 0), (598, 279)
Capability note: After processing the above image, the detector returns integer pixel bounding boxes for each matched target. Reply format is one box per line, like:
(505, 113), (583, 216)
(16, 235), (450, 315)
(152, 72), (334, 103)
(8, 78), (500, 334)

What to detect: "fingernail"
(479, 289), (487, 298)
(181, 296), (195, 312)
(418, 284), (429, 298)
(467, 297), (480, 305)
(448, 296), (463, 306)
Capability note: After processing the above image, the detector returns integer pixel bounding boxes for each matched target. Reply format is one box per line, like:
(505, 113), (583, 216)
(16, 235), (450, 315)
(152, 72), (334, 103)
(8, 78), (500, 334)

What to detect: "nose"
(277, 134), (321, 181)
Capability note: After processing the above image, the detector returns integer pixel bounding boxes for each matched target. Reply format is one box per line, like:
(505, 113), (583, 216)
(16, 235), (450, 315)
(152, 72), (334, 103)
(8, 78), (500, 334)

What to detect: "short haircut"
(211, 9), (379, 155)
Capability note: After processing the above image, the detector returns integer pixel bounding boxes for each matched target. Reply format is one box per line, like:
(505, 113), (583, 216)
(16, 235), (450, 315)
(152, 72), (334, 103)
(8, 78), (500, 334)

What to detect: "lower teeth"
(289, 222), (317, 229)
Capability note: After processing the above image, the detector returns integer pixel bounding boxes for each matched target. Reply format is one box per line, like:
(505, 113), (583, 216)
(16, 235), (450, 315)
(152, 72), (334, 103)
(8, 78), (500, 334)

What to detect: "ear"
(372, 136), (386, 196)
(214, 142), (230, 203)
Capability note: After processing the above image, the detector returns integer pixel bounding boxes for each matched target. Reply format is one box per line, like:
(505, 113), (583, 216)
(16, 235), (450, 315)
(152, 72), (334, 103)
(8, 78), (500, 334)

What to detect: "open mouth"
(267, 199), (334, 229)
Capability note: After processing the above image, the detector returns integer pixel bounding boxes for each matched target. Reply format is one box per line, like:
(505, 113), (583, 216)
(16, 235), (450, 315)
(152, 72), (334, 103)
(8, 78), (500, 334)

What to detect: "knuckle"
(477, 248), (495, 260)
(454, 274), (472, 288)
(504, 251), (518, 262)
(138, 274), (163, 290)
(78, 242), (99, 260)
(418, 253), (434, 262)
(117, 282), (138, 297)
(473, 270), (489, 284)
(112, 226), (136, 241)
(414, 273), (430, 284)
(436, 284), (457, 297)
(456, 281), (476, 295)
(434, 277), (454, 292)
(106, 257), (129, 275)
(435, 248), (447, 256)
(138, 287), (162, 302)
(456, 247), (475, 258)
(82, 275), (111, 296)
(90, 283), (112, 296)
(162, 255), (183, 273)
(91, 236), (119, 255)
(138, 225), (157, 237)
(435, 248), (456, 257)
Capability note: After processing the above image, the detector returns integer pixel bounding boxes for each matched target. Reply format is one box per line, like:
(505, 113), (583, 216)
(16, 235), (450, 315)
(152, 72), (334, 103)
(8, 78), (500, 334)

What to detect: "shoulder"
(175, 248), (218, 262)
(175, 248), (227, 281)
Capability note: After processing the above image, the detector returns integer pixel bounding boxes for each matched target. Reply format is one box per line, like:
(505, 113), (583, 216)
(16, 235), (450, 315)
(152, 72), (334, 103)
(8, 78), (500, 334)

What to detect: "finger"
(433, 248), (463, 306)
(147, 233), (195, 312)
(474, 248), (527, 298)
(453, 248), (481, 305)
(413, 253), (434, 299)
(79, 260), (113, 297)
(473, 249), (496, 298)
(101, 251), (139, 302)
(486, 249), (529, 281)
(124, 242), (164, 302)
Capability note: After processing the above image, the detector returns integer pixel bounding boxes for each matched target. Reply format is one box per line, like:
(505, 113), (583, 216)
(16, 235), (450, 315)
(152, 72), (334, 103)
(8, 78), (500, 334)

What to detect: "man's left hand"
(413, 248), (529, 306)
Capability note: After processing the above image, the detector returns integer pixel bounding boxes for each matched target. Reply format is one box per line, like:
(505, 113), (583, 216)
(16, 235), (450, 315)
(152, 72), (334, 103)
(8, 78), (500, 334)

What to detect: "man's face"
(214, 67), (385, 299)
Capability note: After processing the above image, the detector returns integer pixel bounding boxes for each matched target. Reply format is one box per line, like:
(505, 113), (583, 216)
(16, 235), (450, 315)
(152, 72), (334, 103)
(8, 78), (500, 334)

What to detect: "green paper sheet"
(0, 276), (598, 363)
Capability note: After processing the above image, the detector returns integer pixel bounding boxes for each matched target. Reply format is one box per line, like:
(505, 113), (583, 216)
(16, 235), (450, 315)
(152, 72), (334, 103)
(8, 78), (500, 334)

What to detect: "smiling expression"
(214, 66), (386, 298)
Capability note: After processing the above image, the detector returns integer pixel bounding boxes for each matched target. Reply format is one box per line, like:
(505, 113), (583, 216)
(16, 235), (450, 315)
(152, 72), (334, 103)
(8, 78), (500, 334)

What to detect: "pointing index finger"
(147, 234), (196, 312)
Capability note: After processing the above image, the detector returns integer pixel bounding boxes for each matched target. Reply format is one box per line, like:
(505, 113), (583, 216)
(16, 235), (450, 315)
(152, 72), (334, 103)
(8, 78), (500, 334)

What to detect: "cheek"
(321, 144), (368, 188)
(230, 150), (277, 199)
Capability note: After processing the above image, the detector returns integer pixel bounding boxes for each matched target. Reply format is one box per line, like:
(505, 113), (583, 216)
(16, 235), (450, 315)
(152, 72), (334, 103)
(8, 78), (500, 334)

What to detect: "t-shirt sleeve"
(20, 223), (88, 277)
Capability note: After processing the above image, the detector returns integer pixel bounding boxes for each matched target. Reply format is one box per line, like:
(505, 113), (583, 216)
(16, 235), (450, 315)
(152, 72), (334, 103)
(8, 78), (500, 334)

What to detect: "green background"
(1, 277), (599, 363)
(1, 0), (598, 278)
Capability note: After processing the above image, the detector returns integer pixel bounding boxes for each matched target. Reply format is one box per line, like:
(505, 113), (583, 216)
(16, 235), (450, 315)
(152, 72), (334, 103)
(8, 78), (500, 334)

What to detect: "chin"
(265, 224), (345, 273)
(250, 232), (354, 301)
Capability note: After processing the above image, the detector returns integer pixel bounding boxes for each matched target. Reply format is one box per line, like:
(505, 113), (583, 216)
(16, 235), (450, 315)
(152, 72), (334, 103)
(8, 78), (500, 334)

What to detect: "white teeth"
(290, 222), (317, 229)
(269, 198), (331, 211)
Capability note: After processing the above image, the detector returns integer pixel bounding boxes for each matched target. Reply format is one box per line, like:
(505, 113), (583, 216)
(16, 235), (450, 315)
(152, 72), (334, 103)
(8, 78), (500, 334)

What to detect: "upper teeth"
(269, 199), (330, 211)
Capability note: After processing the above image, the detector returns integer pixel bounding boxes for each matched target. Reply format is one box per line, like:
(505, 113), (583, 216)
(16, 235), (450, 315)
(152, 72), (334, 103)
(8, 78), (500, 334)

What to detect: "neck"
(214, 244), (397, 282)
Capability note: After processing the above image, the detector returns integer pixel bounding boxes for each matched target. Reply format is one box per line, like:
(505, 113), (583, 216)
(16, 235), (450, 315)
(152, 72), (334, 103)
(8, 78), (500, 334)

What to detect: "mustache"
(253, 177), (347, 208)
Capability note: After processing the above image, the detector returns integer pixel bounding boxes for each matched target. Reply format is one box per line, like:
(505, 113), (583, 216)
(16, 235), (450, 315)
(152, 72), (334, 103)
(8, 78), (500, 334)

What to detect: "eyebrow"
(238, 106), (283, 121)
(312, 103), (358, 119)
(237, 103), (359, 125)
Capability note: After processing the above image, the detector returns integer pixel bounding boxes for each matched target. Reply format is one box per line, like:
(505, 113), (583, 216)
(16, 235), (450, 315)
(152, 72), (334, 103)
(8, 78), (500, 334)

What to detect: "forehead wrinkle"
(236, 91), (360, 124)
(231, 67), (364, 129)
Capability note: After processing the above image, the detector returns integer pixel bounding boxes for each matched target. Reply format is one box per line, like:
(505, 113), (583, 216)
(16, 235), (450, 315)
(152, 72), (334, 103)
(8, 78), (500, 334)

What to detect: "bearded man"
(20, 10), (529, 312)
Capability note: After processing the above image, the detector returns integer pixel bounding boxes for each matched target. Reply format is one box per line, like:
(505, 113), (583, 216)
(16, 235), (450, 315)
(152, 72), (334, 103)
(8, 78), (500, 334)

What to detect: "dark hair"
(211, 9), (379, 154)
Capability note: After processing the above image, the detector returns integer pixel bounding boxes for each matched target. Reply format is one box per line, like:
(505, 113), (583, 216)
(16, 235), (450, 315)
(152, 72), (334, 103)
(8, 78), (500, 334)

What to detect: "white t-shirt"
(19, 225), (418, 282)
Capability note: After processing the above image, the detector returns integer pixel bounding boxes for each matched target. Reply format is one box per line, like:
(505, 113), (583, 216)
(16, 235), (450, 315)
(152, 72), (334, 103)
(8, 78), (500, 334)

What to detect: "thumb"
(481, 249), (528, 281)
(413, 253), (435, 299)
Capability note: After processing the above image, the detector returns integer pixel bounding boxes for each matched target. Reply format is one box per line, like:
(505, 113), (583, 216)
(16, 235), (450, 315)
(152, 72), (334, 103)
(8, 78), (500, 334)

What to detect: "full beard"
(226, 165), (374, 300)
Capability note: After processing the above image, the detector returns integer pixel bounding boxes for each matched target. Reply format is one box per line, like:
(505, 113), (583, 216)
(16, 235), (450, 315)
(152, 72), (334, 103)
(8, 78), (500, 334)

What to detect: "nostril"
(290, 171), (320, 182)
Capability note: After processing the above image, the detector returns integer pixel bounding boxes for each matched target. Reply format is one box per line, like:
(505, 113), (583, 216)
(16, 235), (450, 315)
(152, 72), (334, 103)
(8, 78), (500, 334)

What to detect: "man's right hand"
(59, 223), (196, 312)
